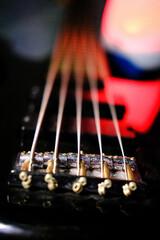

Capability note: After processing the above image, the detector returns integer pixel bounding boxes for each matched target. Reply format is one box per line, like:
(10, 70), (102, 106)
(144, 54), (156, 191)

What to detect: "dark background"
(0, 0), (160, 238)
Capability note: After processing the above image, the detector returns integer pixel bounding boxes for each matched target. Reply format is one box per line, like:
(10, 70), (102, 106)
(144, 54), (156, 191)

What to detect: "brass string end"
(103, 162), (110, 178)
(126, 164), (135, 181)
(21, 160), (30, 171)
(79, 160), (86, 176)
(122, 164), (137, 196)
(72, 177), (87, 193)
(44, 173), (58, 191)
(19, 171), (32, 189)
(46, 159), (54, 173)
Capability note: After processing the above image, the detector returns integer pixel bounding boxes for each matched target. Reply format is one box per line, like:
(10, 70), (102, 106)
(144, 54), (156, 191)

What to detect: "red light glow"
(83, 77), (160, 136)
(101, 0), (160, 54)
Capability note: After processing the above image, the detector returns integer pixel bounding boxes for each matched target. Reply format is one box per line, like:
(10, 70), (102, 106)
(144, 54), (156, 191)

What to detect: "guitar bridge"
(8, 151), (146, 208)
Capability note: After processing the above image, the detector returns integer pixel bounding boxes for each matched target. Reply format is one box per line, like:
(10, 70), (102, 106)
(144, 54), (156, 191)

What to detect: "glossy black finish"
(0, 1), (160, 238)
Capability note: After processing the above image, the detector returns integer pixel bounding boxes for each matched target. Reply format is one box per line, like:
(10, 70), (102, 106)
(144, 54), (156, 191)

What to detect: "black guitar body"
(0, 54), (159, 238)
(0, 0), (160, 238)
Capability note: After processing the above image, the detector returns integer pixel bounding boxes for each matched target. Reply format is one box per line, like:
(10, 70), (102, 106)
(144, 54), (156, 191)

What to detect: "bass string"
(28, 29), (70, 171)
(85, 30), (104, 178)
(85, 31), (127, 180)
(89, 79), (104, 178)
(73, 31), (85, 176)
(92, 34), (127, 180)
(52, 72), (70, 174)
(108, 92), (127, 180)
(53, 31), (74, 174)
(29, 26), (127, 180)
(104, 62), (128, 180)
(75, 80), (83, 176)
